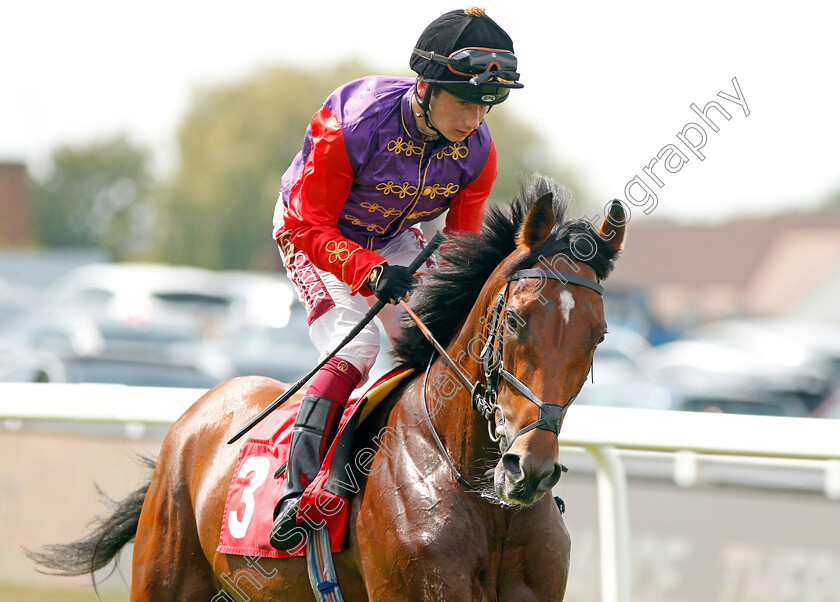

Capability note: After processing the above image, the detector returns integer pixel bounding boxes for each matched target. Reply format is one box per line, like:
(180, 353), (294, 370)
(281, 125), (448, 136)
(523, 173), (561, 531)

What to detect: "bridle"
(417, 267), (604, 491)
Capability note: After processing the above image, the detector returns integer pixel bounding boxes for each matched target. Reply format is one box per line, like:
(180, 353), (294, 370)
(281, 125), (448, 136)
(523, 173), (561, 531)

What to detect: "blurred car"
(637, 331), (833, 412)
(670, 383), (809, 417)
(219, 304), (399, 389)
(38, 263), (295, 337)
(575, 376), (809, 417)
(746, 318), (840, 384)
(0, 348), (225, 388)
(686, 319), (839, 372)
(575, 378), (674, 411)
(590, 325), (652, 385)
(603, 286), (678, 345)
(0, 275), (38, 329)
(811, 390), (840, 419)
(0, 308), (235, 388)
(215, 270), (296, 331)
(573, 322), (812, 417)
(217, 305), (319, 383)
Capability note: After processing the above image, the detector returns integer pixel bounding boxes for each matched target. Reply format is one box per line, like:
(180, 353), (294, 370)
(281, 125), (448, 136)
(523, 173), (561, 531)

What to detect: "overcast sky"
(3, 1), (839, 223)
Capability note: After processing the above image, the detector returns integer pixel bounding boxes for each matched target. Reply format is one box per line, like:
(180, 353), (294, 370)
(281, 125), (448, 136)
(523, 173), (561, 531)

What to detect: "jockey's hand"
(366, 263), (418, 305)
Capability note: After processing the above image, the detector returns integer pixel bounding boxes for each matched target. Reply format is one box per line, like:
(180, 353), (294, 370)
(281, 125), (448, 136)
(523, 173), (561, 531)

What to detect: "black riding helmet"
(410, 7), (523, 111)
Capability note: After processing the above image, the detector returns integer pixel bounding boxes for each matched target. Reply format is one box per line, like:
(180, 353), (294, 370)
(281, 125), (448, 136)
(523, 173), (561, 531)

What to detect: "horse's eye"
(505, 310), (523, 333)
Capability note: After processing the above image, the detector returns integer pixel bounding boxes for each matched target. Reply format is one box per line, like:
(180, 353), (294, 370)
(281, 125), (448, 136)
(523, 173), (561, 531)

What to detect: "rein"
(421, 353), (478, 490)
(410, 267), (605, 490)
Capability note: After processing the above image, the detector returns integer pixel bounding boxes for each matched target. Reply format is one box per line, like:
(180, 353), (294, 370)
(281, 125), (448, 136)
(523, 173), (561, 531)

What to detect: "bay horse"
(29, 175), (625, 600)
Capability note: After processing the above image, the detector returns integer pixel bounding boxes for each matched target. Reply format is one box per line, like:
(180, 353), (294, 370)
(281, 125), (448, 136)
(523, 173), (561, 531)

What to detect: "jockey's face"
(415, 80), (490, 143)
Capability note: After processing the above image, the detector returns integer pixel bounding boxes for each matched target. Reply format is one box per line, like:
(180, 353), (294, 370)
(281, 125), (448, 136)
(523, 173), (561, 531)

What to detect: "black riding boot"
(270, 394), (343, 551)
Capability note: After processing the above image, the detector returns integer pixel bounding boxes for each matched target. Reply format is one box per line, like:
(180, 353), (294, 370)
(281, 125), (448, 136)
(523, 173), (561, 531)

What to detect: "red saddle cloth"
(217, 367), (414, 558)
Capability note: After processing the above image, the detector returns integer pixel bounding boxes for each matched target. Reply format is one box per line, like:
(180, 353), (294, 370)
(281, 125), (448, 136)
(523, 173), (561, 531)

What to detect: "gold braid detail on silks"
(344, 215), (386, 234)
(325, 240), (352, 264)
(376, 181), (419, 198)
(436, 143), (469, 160)
(386, 137), (424, 157)
(325, 240), (362, 283)
(408, 206), (446, 220)
(277, 231), (295, 261)
(420, 183), (460, 199)
(465, 7), (486, 17)
(360, 202), (401, 217)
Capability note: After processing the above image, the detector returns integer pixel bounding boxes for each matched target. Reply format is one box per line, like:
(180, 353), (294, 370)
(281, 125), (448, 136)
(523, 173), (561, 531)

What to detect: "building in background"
(0, 162), (34, 247)
(609, 211), (840, 329)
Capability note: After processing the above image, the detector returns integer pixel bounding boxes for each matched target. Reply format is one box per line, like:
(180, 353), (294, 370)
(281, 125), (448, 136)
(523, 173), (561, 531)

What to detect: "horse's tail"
(24, 455), (155, 579)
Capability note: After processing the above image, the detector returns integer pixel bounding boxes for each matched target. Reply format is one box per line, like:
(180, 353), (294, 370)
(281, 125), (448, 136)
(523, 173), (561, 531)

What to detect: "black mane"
(392, 174), (620, 369)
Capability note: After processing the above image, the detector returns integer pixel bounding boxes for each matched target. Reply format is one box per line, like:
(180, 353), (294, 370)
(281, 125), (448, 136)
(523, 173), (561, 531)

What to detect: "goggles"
(413, 46), (520, 79)
(412, 46), (523, 106)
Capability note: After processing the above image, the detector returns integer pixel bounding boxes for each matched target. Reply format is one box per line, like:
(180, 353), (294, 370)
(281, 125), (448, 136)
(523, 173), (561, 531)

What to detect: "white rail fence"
(2, 383), (840, 602)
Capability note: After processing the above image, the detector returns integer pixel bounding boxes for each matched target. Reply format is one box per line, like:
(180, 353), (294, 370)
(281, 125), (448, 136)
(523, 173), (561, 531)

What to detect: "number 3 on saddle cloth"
(217, 367), (415, 558)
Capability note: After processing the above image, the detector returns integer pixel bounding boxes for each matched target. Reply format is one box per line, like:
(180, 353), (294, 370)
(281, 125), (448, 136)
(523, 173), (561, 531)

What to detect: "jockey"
(270, 6), (523, 550)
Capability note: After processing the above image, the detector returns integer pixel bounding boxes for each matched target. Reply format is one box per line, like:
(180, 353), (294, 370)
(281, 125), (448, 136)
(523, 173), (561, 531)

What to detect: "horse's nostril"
(502, 453), (522, 480)
(540, 463), (564, 492)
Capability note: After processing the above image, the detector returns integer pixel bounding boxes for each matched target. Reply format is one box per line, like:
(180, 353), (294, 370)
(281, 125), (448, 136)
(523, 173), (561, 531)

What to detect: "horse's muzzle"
(495, 451), (564, 505)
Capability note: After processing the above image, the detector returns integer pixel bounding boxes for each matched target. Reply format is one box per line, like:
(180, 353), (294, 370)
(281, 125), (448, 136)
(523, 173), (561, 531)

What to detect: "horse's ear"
(598, 199), (627, 252)
(517, 193), (555, 249)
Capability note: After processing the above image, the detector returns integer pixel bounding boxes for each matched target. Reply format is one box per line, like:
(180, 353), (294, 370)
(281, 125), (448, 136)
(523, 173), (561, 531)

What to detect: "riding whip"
(398, 299), (475, 394)
(227, 231), (443, 444)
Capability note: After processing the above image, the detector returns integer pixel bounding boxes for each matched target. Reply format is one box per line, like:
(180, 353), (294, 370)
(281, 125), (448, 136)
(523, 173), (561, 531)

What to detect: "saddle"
(217, 367), (414, 559)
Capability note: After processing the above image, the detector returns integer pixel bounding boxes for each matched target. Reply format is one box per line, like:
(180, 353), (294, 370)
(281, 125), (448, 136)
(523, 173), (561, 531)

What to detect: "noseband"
(418, 268), (604, 490)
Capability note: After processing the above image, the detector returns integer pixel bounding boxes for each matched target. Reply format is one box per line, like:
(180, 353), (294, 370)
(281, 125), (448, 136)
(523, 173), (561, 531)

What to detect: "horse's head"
(485, 192), (626, 505)
(393, 174), (625, 507)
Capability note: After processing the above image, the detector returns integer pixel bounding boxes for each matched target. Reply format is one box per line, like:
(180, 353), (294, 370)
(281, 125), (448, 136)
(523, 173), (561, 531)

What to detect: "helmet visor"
(438, 81), (512, 105)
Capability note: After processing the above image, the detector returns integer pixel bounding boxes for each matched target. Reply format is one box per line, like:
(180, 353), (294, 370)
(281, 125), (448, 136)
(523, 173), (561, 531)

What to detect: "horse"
(28, 174), (625, 601)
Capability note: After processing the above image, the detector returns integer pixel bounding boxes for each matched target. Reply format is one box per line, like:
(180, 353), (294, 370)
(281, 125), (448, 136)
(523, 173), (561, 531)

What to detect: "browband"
(508, 269), (604, 296)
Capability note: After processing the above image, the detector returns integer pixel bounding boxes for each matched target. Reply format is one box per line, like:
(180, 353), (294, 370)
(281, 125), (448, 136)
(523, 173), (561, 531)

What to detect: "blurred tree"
(152, 62), (372, 270)
(484, 109), (586, 206)
(823, 189), (840, 210)
(153, 62), (585, 270)
(32, 135), (153, 260)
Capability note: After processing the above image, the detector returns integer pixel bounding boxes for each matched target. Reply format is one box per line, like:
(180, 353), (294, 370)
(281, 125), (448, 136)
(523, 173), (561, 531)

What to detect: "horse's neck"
(422, 339), (495, 480)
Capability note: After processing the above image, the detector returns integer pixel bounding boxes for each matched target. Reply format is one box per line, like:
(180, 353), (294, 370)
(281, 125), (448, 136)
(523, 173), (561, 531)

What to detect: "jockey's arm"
(281, 105), (385, 295)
